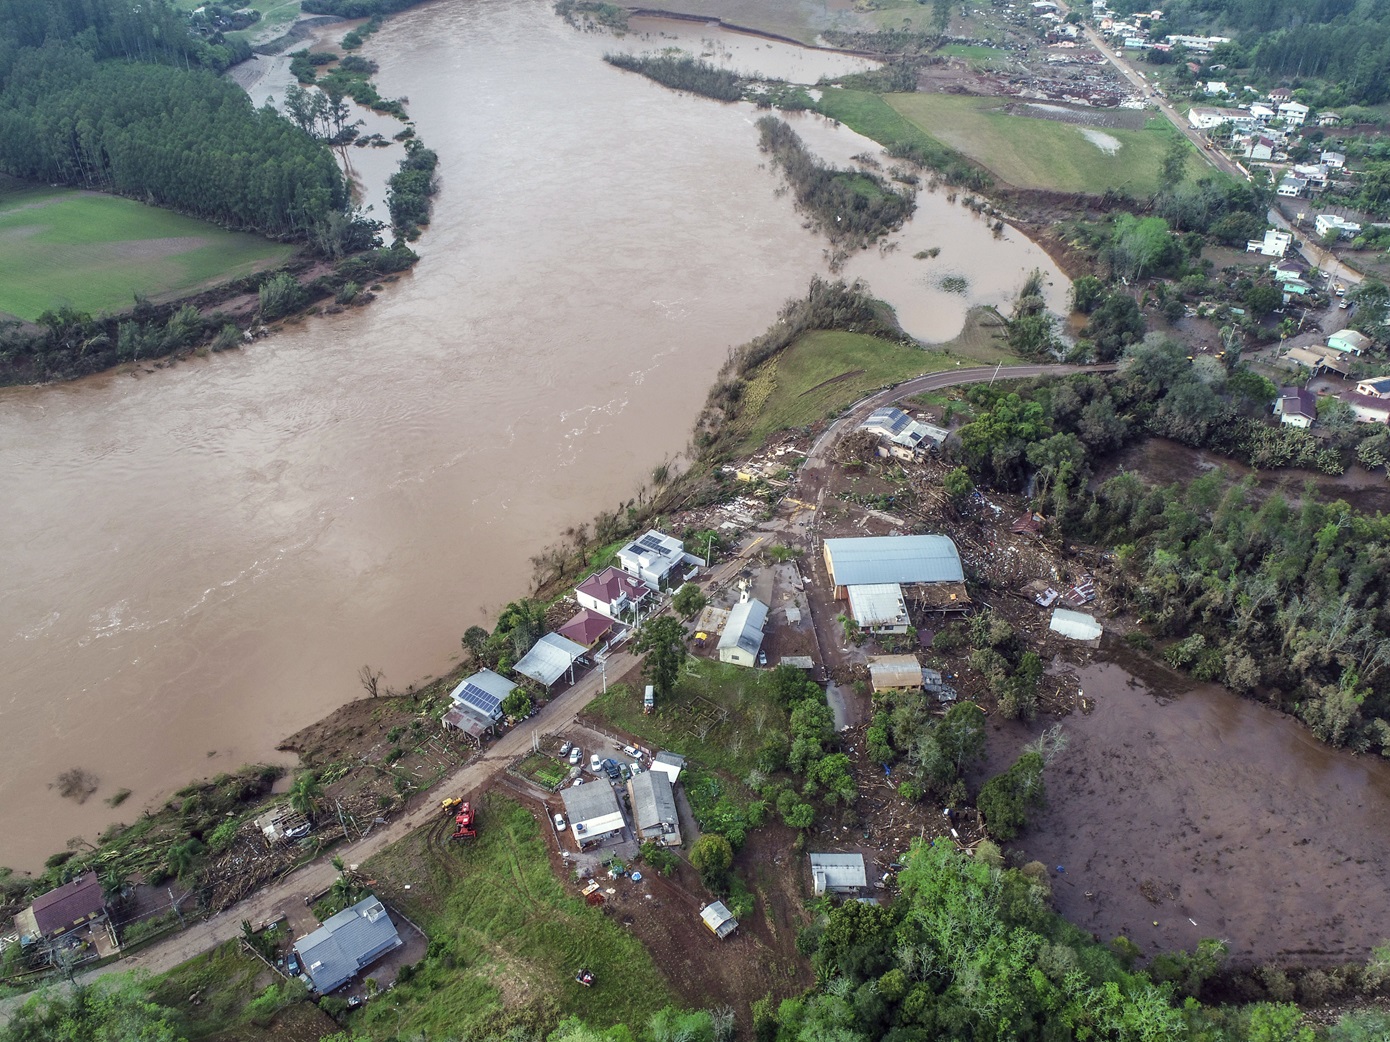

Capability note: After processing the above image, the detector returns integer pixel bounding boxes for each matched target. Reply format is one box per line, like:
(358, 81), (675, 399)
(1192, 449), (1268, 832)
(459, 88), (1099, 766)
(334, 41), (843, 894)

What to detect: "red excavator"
(443, 797), (477, 840)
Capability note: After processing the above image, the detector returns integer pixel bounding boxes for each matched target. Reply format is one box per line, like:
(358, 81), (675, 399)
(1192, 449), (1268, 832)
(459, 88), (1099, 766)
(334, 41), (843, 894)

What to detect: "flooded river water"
(995, 654), (1390, 963)
(0, 0), (1067, 870)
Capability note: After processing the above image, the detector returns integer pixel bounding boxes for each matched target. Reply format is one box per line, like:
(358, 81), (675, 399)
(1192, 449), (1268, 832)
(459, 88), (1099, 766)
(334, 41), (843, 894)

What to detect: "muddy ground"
(986, 650), (1390, 967)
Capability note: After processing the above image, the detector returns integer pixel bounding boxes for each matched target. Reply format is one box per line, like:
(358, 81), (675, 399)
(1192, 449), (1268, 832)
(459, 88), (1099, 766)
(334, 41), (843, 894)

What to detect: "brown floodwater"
(992, 655), (1390, 964)
(0, 0), (1068, 872)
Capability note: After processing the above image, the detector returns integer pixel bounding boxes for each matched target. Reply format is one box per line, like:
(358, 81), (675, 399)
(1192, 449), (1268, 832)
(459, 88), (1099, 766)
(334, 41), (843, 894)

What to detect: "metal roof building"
(651, 751), (686, 784)
(718, 597), (768, 667)
(448, 669), (515, 723)
(294, 894), (402, 994)
(847, 583), (910, 633)
(514, 632), (588, 688)
(823, 535), (963, 595)
(561, 782), (625, 847)
(628, 770), (680, 846)
(867, 655), (924, 692)
(810, 853), (868, 895)
(859, 407), (949, 457)
(1049, 609), (1103, 643)
(700, 900), (739, 939)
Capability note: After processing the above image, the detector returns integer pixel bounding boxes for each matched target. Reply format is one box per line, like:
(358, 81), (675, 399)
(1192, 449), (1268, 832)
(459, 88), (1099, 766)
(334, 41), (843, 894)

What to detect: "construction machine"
(450, 801), (477, 840)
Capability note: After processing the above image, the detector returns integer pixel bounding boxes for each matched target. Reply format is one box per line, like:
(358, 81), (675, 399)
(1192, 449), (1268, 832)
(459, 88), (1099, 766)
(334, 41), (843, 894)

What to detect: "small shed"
(651, 751), (686, 784)
(700, 901), (739, 939)
(810, 853), (868, 896)
(561, 782), (625, 847)
(294, 895), (402, 994)
(867, 655), (924, 693)
(1049, 609), (1103, 644)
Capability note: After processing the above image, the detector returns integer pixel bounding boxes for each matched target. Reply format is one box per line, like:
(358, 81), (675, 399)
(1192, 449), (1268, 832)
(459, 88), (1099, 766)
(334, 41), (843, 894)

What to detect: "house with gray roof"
(617, 530), (700, 588)
(561, 781), (625, 847)
(651, 751), (686, 784)
(628, 769), (680, 846)
(294, 894), (402, 994)
(443, 668), (515, 739)
(822, 535), (963, 599)
(858, 407), (948, 460)
(718, 595), (768, 667)
(700, 901), (738, 939)
(847, 583), (910, 633)
(810, 853), (868, 896)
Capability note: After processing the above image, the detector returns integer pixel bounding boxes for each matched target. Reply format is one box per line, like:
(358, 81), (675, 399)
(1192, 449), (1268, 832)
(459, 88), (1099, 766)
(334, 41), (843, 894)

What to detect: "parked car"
(589, 753), (602, 773)
(568, 746), (582, 766)
(630, 761), (643, 776)
(602, 758), (621, 780)
(558, 740), (572, 757)
(553, 813), (566, 831)
(757, 649), (768, 666)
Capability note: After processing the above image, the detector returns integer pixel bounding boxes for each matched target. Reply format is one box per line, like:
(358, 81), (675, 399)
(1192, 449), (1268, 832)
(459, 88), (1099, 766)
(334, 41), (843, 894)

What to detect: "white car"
(568, 747), (582, 766)
(589, 753), (602, 773)
(553, 813), (566, 831)
(558, 740), (572, 756)
(629, 762), (642, 776)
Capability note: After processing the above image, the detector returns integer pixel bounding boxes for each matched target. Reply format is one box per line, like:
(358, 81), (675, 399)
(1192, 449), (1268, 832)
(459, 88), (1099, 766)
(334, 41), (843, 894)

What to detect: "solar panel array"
(459, 682), (502, 715)
(639, 534), (669, 554)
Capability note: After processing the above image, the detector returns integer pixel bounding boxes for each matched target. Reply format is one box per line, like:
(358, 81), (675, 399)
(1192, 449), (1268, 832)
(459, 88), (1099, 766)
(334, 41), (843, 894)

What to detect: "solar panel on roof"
(639, 534), (667, 552)
(460, 684), (501, 713)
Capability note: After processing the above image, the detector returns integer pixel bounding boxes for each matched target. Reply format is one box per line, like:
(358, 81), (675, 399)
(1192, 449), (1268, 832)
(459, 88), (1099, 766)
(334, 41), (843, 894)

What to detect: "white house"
(1205, 80), (1229, 95)
(1243, 135), (1274, 161)
(858, 406), (948, 460)
(1188, 106), (1251, 131)
(1273, 386), (1317, 428)
(1278, 101), (1310, 126)
(1318, 112), (1342, 127)
(1340, 391), (1390, 424)
(809, 853), (868, 896)
(617, 530), (700, 588)
(1248, 103), (1276, 122)
(1277, 176), (1307, 198)
(1246, 228), (1291, 257)
(575, 566), (652, 619)
(1321, 150), (1347, 169)
(1166, 33), (1229, 51)
(847, 583), (911, 633)
(1355, 377), (1390, 399)
(717, 594), (768, 667)
(1315, 213), (1362, 239)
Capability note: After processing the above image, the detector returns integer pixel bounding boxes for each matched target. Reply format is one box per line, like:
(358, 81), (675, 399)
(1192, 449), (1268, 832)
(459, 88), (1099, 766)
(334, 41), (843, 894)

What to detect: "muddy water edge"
(985, 645), (1390, 966)
(0, 0), (1067, 871)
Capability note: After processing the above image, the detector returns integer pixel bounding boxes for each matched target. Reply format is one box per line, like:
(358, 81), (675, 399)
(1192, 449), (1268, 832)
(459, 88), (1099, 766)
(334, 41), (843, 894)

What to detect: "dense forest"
(0, 0), (349, 240)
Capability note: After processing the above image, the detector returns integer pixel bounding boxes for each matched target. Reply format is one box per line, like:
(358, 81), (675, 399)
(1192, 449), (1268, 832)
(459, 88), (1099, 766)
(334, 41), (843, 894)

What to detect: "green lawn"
(729, 309), (1011, 452)
(884, 93), (1209, 195)
(357, 794), (674, 1039)
(937, 43), (1006, 61)
(0, 184), (293, 321)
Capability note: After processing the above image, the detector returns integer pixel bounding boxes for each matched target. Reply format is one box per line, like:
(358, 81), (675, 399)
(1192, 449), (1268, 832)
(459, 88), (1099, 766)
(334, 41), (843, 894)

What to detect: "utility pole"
(989, 360), (1003, 386)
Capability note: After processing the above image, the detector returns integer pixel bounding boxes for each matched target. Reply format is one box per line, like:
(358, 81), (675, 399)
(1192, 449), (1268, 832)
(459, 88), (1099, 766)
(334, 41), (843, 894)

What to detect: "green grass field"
(0, 183), (294, 321)
(728, 309), (1010, 452)
(884, 93), (1208, 195)
(358, 794), (674, 1038)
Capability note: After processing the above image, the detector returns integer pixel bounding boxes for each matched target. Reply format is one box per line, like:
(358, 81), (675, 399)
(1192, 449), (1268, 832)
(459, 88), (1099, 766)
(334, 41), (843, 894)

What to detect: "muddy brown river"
(0, 0), (1068, 871)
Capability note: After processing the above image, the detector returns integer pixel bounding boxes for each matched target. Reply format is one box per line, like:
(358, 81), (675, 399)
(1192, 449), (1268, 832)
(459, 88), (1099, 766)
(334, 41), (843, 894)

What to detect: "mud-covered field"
(991, 653), (1390, 966)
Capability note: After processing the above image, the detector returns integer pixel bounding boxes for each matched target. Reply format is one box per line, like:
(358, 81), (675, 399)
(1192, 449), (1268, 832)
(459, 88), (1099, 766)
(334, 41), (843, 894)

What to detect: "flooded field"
(993, 653), (1390, 965)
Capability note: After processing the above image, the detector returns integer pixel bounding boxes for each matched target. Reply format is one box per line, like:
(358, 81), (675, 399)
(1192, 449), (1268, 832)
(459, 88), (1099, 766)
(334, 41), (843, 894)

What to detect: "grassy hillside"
(728, 309), (1010, 452)
(885, 93), (1208, 195)
(0, 184), (294, 321)
(356, 794), (674, 1039)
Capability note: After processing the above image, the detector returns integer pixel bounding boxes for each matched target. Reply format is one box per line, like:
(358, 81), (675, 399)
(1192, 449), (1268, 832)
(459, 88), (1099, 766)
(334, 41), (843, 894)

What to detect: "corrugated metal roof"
(29, 873), (104, 938)
(717, 598), (768, 654)
(867, 655), (923, 689)
(1049, 609), (1103, 641)
(847, 583), (909, 627)
(825, 535), (963, 587)
(448, 669), (516, 722)
(514, 632), (588, 687)
(651, 751), (685, 783)
(629, 770), (678, 834)
(809, 853), (867, 893)
(562, 781), (622, 824)
(294, 894), (402, 994)
(701, 901), (738, 938)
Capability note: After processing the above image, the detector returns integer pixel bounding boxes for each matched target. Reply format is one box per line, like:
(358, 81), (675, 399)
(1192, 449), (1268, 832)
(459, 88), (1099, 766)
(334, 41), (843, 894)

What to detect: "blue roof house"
(294, 894), (403, 994)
